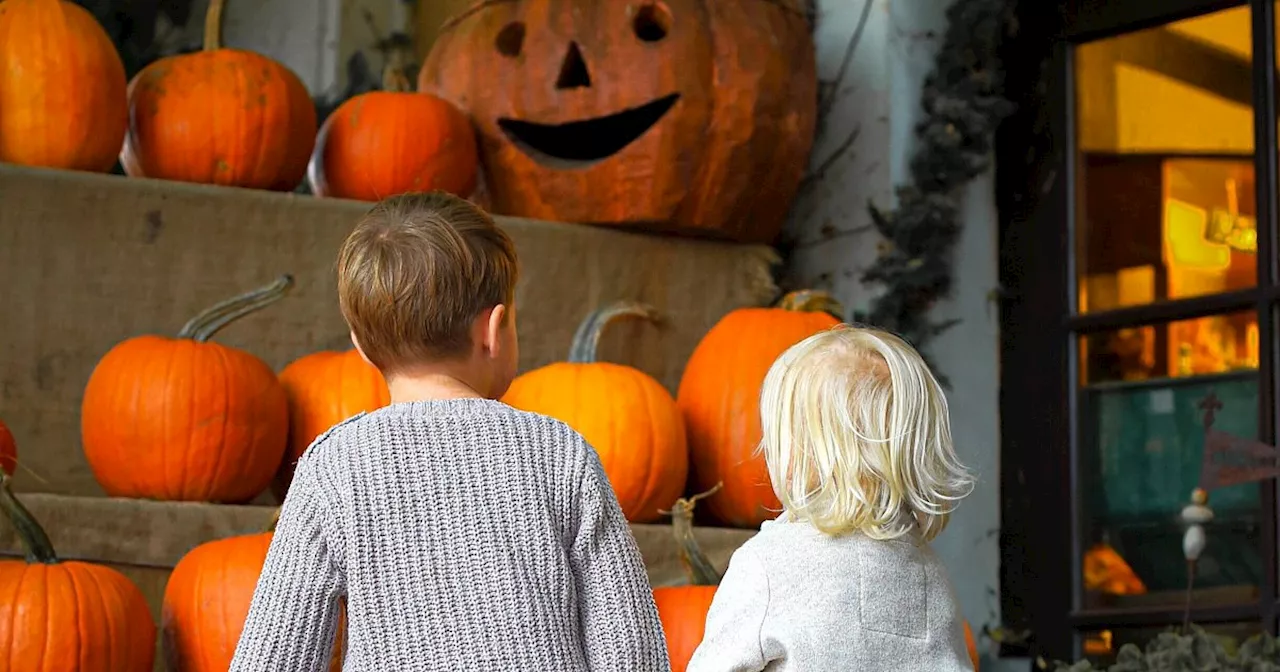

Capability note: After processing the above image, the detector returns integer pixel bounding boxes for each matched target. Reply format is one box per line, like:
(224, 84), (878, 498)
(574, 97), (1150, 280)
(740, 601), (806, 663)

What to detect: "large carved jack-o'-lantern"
(420, 0), (816, 245)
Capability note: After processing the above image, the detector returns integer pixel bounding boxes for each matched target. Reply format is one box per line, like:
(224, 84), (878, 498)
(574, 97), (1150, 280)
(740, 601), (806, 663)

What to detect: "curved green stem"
(567, 301), (660, 364)
(0, 471), (58, 564)
(776, 289), (845, 321)
(659, 483), (723, 586)
(176, 275), (294, 343)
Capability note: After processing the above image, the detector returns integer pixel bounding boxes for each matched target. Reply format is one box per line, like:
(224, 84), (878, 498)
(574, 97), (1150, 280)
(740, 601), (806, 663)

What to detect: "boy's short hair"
(337, 191), (518, 374)
(758, 325), (974, 541)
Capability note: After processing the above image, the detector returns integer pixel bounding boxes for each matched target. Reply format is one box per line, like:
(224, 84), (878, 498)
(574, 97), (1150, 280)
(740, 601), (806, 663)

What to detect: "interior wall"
(785, 0), (1011, 667)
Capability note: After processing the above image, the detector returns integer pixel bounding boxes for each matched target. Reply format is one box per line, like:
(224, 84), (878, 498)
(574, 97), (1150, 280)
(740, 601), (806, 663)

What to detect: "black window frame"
(996, 0), (1280, 660)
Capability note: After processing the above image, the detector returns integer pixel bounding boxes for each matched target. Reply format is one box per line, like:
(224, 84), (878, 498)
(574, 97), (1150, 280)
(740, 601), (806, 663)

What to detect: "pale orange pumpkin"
(0, 471), (156, 671)
(677, 290), (842, 528)
(0, 0), (128, 172)
(121, 0), (316, 190)
(275, 348), (390, 498)
(652, 485), (722, 672)
(81, 276), (293, 502)
(163, 510), (345, 672)
(503, 302), (687, 523)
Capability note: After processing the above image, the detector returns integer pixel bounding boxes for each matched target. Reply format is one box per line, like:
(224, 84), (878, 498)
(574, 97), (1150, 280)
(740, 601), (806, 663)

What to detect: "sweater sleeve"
(569, 440), (671, 672)
(230, 457), (345, 672)
(686, 547), (770, 672)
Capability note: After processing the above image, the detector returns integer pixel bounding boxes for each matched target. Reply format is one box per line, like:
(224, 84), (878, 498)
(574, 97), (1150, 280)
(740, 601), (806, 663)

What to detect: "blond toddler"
(688, 325), (976, 671)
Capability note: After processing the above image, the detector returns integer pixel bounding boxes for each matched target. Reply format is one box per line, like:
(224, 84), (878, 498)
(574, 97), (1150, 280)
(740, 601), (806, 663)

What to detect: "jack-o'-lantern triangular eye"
(556, 42), (591, 90)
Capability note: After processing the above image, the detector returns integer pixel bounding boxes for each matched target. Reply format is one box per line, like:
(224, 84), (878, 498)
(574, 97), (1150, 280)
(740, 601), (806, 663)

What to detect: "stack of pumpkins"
(0, 277), (853, 670)
(0, 0), (476, 201)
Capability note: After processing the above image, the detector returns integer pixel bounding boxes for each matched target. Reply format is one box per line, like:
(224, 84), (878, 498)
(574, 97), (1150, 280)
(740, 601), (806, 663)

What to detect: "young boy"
(231, 192), (670, 671)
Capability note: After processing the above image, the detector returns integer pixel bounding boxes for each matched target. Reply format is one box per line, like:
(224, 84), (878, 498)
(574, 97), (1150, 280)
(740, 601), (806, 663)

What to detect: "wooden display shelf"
(0, 492), (755, 670)
(0, 165), (779, 497)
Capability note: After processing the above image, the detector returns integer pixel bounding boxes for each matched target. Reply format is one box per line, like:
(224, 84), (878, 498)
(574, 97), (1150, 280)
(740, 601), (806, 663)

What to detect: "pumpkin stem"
(567, 301), (660, 364)
(0, 471), (58, 564)
(657, 483), (723, 586)
(203, 0), (226, 51)
(381, 50), (413, 93)
(176, 275), (294, 343)
(266, 507), (281, 533)
(776, 290), (845, 321)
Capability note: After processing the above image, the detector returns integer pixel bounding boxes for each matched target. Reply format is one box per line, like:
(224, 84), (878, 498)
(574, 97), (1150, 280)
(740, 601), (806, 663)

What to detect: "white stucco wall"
(788, 0), (1012, 668)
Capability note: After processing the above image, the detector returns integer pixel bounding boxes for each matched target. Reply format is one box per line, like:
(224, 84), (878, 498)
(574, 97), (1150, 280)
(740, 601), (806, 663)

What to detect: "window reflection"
(1082, 311), (1258, 385)
(1075, 5), (1256, 314)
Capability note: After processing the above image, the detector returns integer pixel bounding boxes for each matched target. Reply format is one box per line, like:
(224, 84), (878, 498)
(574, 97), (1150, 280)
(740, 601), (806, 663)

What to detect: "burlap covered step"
(0, 165), (779, 497)
(0, 494), (755, 671)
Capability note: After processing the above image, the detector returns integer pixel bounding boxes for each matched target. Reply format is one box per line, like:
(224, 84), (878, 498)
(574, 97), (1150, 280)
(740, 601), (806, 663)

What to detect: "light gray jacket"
(687, 513), (974, 671)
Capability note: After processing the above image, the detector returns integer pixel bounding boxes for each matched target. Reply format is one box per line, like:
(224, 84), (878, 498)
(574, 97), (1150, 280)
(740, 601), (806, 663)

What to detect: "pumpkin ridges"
(274, 349), (389, 500)
(82, 279), (292, 502)
(502, 302), (687, 523)
(678, 292), (843, 528)
(0, 473), (155, 671)
(308, 54), (479, 203)
(0, 0), (127, 173)
(122, 0), (317, 190)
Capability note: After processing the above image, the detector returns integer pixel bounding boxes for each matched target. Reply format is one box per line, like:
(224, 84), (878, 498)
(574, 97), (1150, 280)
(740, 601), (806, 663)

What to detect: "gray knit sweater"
(230, 398), (670, 671)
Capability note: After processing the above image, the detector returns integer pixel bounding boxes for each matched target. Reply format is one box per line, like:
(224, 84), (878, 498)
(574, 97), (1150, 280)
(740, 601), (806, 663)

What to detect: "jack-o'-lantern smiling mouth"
(497, 93), (681, 167)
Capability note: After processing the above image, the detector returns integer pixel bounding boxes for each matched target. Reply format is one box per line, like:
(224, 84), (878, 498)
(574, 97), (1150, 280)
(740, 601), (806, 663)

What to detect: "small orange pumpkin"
(0, 0), (128, 172)
(275, 348), (390, 498)
(162, 509), (345, 672)
(677, 290), (843, 528)
(0, 418), (15, 476)
(81, 276), (293, 502)
(502, 302), (688, 523)
(0, 471), (156, 671)
(307, 56), (479, 201)
(121, 0), (317, 190)
(652, 485), (723, 672)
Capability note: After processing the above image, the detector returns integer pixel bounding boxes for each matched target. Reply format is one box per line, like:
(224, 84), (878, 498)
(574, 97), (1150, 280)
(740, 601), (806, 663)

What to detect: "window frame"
(996, 0), (1280, 661)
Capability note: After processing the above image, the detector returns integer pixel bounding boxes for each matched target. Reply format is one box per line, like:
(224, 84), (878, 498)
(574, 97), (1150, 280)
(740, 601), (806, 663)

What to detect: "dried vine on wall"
(854, 0), (1017, 377)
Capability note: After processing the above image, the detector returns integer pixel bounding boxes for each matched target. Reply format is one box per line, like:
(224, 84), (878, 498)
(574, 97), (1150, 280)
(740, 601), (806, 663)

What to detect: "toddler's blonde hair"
(759, 324), (974, 541)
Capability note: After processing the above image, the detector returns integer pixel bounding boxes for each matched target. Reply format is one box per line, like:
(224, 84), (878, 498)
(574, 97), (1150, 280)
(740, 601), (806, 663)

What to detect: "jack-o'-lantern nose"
(556, 42), (592, 90)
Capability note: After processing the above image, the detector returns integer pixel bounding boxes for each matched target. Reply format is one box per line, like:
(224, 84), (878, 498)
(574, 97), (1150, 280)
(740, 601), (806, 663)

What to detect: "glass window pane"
(1075, 7), (1257, 314)
(1077, 622), (1262, 667)
(1077, 318), (1261, 610)
(1081, 311), (1259, 385)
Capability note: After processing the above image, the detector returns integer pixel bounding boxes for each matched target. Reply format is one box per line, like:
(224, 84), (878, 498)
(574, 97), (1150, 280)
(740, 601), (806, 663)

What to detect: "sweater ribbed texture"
(230, 398), (670, 672)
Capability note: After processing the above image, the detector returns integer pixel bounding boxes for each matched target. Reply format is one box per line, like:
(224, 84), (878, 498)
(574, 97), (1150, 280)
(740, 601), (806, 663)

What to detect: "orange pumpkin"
(275, 348), (390, 498)
(652, 485), (722, 672)
(965, 621), (979, 670)
(0, 0), (128, 172)
(81, 276), (293, 502)
(677, 290), (843, 528)
(163, 510), (345, 672)
(0, 418), (15, 476)
(308, 57), (479, 201)
(0, 471), (156, 671)
(419, 0), (816, 244)
(121, 0), (316, 190)
(503, 302), (688, 523)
